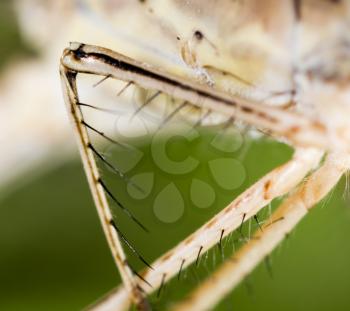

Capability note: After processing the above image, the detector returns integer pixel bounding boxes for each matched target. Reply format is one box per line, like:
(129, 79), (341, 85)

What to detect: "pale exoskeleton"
(60, 1), (350, 310)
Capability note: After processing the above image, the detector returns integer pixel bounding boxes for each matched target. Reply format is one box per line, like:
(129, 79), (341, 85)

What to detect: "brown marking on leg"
(161, 251), (174, 262)
(264, 180), (272, 200)
(205, 218), (218, 229)
(184, 235), (195, 245)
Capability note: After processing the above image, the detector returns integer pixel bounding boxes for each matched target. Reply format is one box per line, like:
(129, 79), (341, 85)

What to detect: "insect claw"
(239, 213), (247, 238)
(109, 219), (153, 269)
(83, 120), (129, 149)
(196, 246), (203, 266)
(191, 109), (211, 130)
(158, 101), (188, 130)
(128, 263), (153, 288)
(254, 214), (263, 232)
(157, 274), (166, 298)
(178, 259), (185, 281)
(93, 74), (111, 87)
(101, 179), (149, 232)
(117, 81), (133, 96)
(131, 91), (161, 119)
(218, 229), (225, 254)
(86, 141), (146, 196)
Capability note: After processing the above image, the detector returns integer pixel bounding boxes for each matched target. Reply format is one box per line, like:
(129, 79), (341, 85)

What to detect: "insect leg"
(60, 65), (147, 309)
(86, 147), (323, 311)
(61, 43), (343, 152)
(171, 152), (350, 311)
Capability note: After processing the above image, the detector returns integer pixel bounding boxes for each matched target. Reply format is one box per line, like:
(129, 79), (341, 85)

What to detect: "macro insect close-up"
(1, 0), (350, 310)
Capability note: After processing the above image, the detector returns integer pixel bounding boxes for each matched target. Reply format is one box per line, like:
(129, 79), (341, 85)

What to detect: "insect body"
(61, 1), (350, 310)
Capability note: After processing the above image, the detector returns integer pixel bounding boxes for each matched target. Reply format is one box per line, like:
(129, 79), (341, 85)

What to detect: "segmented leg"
(61, 43), (349, 152)
(170, 152), (350, 311)
(87, 147), (323, 311)
(60, 65), (147, 308)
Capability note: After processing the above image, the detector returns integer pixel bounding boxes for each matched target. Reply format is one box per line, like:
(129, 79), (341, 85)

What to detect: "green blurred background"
(1, 2), (350, 311)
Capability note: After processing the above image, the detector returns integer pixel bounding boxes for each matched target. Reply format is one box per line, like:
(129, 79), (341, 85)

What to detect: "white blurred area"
(0, 1), (75, 193)
(0, 0), (188, 194)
